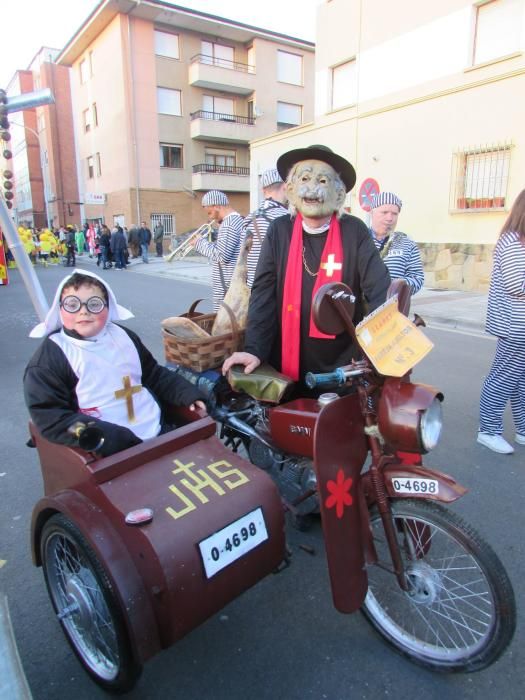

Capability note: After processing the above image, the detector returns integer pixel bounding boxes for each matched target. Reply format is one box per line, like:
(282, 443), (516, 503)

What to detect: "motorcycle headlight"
(419, 397), (443, 451)
(378, 378), (443, 454)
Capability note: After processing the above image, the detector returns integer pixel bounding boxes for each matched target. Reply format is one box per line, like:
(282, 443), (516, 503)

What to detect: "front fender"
(31, 490), (161, 664)
(380, 464), (468, 503)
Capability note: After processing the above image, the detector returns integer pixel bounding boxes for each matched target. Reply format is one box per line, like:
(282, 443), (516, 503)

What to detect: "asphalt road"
(0, 264), (523, 700)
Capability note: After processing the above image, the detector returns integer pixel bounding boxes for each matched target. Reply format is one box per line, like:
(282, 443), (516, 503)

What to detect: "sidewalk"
(77, 254), (489, 335)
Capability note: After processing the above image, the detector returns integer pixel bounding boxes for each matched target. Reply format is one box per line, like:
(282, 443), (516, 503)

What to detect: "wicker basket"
(162, 299), (244, 371)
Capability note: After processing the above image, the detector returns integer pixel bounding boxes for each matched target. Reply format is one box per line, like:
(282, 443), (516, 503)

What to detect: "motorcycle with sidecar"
(29, 282), (516, 692)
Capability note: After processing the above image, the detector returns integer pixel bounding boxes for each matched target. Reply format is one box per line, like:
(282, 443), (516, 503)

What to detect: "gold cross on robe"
(321, 253), (342, 277)
(114, 375), (142, 422)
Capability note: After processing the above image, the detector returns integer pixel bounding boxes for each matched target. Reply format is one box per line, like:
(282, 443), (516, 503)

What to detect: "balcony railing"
(192, 164), (249, 176)
(190, 110), (255, 126)
(190, 54), (255, 74)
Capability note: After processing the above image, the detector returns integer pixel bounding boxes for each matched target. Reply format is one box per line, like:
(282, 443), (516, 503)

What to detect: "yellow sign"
(356, 296), (433, 377)
(166, 458), (250, 520)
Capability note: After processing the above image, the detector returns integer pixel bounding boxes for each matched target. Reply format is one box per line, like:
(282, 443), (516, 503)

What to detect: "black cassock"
(244, 214), (391, 386)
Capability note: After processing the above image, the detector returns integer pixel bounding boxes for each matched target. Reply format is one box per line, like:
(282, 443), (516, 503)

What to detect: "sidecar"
(29, 407), (286, 693)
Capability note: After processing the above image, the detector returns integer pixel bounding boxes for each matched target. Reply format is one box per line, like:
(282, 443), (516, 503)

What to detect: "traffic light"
(0, 89), (13, 209)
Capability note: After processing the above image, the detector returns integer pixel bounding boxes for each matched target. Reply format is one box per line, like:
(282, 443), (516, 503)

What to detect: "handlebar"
(304, 366), (366, 390)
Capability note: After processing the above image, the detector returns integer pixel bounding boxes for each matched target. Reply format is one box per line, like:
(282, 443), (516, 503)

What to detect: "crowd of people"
(9, 220), (157, 271)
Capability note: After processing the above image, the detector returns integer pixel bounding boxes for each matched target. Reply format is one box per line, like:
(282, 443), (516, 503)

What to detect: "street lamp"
(9, 120), (51, 228)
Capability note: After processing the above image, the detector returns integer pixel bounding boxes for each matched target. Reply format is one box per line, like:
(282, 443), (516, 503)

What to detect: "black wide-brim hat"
(277, 144), (356, 192)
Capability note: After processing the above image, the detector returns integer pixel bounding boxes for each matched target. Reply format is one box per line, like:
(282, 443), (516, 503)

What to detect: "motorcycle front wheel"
(362, 499), (515, 672)
(40, 514), (142, 693)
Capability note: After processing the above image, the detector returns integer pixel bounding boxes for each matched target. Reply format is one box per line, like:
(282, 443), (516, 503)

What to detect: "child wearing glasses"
(24, 270), (206, 456)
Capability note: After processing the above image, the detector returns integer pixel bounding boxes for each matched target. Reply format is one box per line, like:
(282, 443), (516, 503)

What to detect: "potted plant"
(493, 197), (505, 208)
(457, 197), (467, 209)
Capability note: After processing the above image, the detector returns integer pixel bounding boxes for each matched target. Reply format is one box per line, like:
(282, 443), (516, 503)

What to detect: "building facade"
(7, 48), (82, 229)
(57, 0), (314, 236)
(251, 0), (525, 290)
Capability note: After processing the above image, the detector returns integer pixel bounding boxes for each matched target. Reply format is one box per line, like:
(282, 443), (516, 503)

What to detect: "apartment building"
(7, 48), (81, 229)
(56, 0), (314, 236)
(251, 0), (525, 290)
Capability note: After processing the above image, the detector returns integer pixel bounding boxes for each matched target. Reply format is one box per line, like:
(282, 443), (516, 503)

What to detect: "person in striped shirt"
(478, 189), (525, 455)
(369, 192), (424, 295)
(242, 168), (289, 288)
(194, 190), (244, 311)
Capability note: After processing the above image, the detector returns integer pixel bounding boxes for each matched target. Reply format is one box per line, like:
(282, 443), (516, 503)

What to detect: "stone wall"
(419, 243), (494, 291)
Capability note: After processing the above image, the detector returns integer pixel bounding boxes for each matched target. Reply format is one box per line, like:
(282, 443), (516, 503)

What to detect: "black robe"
(244, 214), (390, 384)
(24, 326), (203, 457)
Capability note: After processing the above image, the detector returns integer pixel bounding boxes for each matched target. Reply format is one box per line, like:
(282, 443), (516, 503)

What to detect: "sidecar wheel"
(362, 499), (515, 672)
(40, 514), (142, 693)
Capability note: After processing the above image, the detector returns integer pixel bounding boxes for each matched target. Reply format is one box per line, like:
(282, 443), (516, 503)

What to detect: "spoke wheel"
(362, 499), (515, 672)
(41, 514), (141, 692)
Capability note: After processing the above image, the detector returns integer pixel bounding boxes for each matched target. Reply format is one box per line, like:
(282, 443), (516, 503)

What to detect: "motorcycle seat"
(227, 363), (293, 404)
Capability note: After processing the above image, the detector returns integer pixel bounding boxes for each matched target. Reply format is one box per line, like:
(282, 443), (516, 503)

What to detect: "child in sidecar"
(24, 269), (206, 456)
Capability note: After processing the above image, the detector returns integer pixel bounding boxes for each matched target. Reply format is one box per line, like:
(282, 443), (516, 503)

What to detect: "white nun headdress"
(29, 269), (134, 338)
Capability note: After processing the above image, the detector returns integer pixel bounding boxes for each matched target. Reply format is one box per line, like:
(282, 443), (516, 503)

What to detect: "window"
(201, 41), (234, 69)
(247, 46), (255, 71)
(331, 60), (357, 110)
(205, 147), (236, 170)
(202, 95), (235, 119)
(160, 143), (183, 168)
(157, 87), (182, 116)
(247, 100), (254, 121)
(473, 0), (523, 65)
(96, 152), (102, 177)
(154, 30), (180, 59)
(151, 213), (174, 236)
(92, 103), (98, 127)
(83, 108), (92, 132)
(277, 50), (302, 85)
(451, 143), (511, 210)
(276, 101), (302, 131)
(79, 53), (92, 83)
(87, 156), (94, 179)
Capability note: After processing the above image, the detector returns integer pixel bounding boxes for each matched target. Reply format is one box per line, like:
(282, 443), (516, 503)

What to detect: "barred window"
(451, 143), (511, 211)
(151, 213), (174, 236)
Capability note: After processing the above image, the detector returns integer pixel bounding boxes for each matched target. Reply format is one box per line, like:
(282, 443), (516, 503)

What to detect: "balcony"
(188, 54), (256, 95)
(191, 163), (250, 193)
(190, 110), (256, 144)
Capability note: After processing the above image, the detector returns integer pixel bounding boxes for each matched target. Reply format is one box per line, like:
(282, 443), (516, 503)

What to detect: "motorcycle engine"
(248, 439), (319, 516)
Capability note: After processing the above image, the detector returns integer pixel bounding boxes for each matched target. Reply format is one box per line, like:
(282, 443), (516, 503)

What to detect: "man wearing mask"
(223, 145), (390, 389)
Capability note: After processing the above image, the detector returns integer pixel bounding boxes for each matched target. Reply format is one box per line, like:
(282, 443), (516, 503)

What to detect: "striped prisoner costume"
(241, 198), (289, 288)
(370, 230), (424, 295)
(479, 230), (525, 436)
(195, 212), (244, 310)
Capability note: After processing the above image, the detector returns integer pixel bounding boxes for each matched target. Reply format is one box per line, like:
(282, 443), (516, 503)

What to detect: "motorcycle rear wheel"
(41, 514), (142, 693)
(362, 499), (515, 672)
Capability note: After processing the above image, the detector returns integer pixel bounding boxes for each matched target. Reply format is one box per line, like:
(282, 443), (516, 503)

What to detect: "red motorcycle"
(202, 281), (516, 673)
(29, 282), (515, 692)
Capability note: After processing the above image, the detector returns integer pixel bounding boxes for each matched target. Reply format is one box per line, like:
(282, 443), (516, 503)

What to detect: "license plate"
(391, 477), (439, 495)
(199, 507), (268, 578)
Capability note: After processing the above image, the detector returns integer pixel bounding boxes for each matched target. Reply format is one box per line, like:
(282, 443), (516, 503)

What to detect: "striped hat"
(371, 191), (402, 210)
(261, 168), (283, 189)
(202, 190), (229, 207)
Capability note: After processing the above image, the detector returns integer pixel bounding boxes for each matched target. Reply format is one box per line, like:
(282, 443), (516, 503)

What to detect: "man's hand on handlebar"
(222, 352), (261, 375)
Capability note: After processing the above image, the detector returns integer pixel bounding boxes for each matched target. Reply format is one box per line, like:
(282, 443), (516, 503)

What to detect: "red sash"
(281, 214), (343, 380)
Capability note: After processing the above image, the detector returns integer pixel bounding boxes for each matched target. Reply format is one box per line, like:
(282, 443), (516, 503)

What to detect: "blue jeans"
(141, 242), (149, 263)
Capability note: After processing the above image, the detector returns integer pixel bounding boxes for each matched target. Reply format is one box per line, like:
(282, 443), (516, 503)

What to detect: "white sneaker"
(477, 432), (514, 454)
(515, 433), (525, 445)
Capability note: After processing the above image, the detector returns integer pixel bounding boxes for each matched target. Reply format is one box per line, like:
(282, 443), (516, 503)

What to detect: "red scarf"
(281, 213), (344, 380)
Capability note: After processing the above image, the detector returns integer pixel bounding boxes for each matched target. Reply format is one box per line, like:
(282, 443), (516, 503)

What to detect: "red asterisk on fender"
(325, 469), (353, 518)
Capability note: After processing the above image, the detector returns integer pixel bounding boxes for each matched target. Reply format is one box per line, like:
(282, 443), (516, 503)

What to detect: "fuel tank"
(269, 398), (322, 457)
